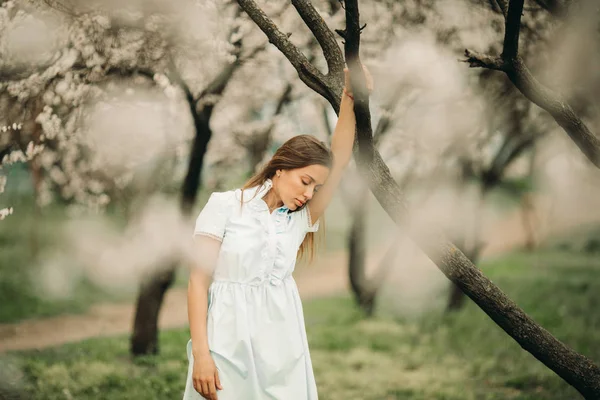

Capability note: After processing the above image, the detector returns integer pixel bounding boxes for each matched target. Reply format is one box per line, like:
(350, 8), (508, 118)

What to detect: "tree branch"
(290, 0), (344, 79)
(502, 0), (524, 60)
(465, 0), (600, 168)
(509, 58), (600, 167)
(236, 0), (340, 110)
(463, 50), (508, 71)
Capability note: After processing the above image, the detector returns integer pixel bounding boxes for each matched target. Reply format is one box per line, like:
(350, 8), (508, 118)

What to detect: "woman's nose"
(304, 187), (314, 200)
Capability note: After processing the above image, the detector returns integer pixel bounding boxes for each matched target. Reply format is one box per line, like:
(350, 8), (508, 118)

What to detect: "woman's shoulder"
(202, 189), (240, 213)
(205, 187), (260, 209)
(208, 189), (238, 201)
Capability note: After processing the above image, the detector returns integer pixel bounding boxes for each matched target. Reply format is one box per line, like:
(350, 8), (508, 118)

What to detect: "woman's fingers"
(208, 380), (219, 400)
(200, 381), (209, 398)
(194, 377), (219, 400)
(215, 370), (223, 390)
(344, 64), (373, 93)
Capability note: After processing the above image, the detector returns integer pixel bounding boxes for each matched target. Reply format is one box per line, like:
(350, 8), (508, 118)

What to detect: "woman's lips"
(295, 199), (304, 207)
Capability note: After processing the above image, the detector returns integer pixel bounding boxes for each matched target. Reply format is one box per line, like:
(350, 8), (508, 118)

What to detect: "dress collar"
(245, 179), (289, 213)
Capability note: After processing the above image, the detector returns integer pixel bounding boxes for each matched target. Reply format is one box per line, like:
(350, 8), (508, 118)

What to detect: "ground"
(1, 193), (600, 399)
(0, 192), (578, 352)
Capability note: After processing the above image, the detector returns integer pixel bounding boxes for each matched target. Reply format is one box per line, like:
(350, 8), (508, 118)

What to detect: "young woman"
(183, 67), (372, 400)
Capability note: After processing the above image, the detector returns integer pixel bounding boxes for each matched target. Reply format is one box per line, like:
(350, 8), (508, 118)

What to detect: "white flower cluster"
(0, 206), (13, 220)
(0, 1), (184, 215)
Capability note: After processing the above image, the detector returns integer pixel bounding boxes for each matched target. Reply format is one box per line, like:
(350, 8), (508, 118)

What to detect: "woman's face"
(275, 165), (330, 210)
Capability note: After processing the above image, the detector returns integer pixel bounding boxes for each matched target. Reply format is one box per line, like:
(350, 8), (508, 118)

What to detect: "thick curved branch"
(508, 58), (600, 166)
(290, 0), (344, 78)
(343, 0), (600, 397)
(236, 0), (339, 110)
(466, 0), (600, 169)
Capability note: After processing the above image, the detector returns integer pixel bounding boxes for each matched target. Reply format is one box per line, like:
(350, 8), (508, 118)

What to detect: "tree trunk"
(522, 148), (538, 251)
(130, 98), (212, 356)
(348, 186), (376, 315)
(130, 267), (176, 355)
(347, 177), (400, 316)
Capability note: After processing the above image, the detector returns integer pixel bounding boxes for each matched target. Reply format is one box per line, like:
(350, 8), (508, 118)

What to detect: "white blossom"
(0, 207), (13, 220)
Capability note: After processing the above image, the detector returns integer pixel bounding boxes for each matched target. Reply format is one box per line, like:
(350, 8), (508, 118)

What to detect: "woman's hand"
(343, 64), (374, 97)
(192, 352), (222, 400)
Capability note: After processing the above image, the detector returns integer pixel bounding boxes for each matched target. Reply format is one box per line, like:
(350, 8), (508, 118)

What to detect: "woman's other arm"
(187, 236), (222, 399)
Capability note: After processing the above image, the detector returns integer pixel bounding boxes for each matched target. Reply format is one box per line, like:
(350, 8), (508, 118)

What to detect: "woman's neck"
(262, 187), (283, 212)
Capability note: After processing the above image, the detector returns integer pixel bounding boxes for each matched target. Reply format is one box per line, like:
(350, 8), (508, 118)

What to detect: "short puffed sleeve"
(298, 204), (320, 233)
(193, 191), (235, 241)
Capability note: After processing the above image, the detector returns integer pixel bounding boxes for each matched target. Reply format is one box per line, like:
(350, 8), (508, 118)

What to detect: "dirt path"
(0, 251), (352, 353)
(0, 195), (586, 353)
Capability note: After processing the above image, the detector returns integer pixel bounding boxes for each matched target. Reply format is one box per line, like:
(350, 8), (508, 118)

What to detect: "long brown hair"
(241, 135), (333, 262)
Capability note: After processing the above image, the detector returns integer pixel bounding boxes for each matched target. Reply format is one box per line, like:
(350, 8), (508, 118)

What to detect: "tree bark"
(446, 243), (482, 311)
(447, 171), (485, 312)
(130, 267), (176, 355)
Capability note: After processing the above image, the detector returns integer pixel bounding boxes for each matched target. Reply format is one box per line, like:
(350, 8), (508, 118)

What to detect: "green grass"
(2, 250), (599, 399)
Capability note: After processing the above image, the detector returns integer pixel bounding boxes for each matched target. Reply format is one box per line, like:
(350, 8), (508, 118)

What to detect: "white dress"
(183, 179), (319, 400)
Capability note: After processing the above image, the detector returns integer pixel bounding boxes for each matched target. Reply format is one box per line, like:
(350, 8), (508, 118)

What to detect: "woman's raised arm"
(308, 66), (372, 224)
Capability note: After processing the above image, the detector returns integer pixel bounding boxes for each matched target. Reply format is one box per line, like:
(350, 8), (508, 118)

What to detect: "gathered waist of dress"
(211, 275), (294, 287)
